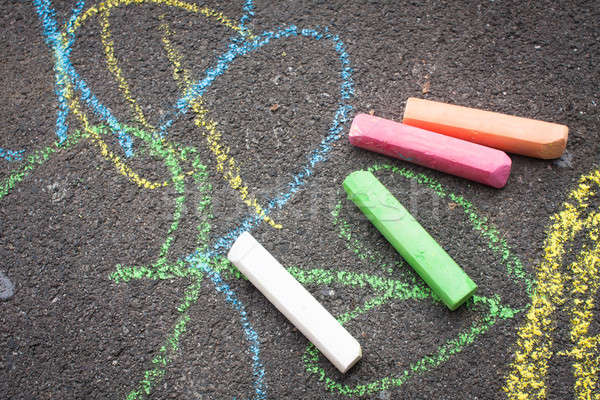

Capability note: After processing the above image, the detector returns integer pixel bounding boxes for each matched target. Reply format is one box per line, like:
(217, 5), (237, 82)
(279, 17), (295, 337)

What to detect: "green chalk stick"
(342, 170), (477, 310)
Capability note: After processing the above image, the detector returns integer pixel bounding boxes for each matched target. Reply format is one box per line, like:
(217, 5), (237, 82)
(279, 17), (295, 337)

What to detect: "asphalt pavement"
(1, 0), (599, 399)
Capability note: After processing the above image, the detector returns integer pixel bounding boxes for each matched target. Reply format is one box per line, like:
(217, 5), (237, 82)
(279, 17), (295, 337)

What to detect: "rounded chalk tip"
(348, 113), (372, 140)
(538, 127), (568, 159)
(488, 153), (512, 189)
(337, 339), (362, 373)
(227, 231), (258, 265)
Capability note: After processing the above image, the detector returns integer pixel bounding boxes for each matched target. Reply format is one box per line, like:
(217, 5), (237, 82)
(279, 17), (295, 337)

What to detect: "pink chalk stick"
(349, 113), (512, 188)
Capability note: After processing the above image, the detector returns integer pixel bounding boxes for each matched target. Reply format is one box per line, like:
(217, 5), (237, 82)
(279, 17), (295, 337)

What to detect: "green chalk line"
(298, 270), (520, 396)
(0, 124), (535, 399)
(297, 163), (530, 396)
(0, 130), (87, 200)
(368, 164), (534, 295)
(287, 266), (432, 325)
(331, 197), (406, 277)
(93, 124), (215, 400)
(110, 261), (192, 283)
(0, 123), (207, 399)
(303, 294), (518, 396)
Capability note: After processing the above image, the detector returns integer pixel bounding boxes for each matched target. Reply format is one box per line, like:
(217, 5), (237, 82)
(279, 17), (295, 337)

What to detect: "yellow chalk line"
(59, 62), (167, 189)
(99, 9), (155, 131)
(98, 8), (193, 188)
(566, 240), (600, 399)
(55, 13), (168, 189)
(68, 0), (276, 229)
(59, 0), (252, 190)
(95, 0), (254, 129)
(504, 170), (600, 399)
(157, 21), (191, 92)
(69, 0), (243, 37)
(159, 22), (281, 229)
(559, 209), (600, 399)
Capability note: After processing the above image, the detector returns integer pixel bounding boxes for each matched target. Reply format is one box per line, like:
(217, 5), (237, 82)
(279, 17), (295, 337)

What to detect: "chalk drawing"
(84, 123), (264, 399)
(0, 132), (85, 200)
(298, 164), (527, 396)
(26, 0), (353, 398)
(1, 0), (592, 398)
(54, 0), (85, 145)
(34, 0), (135, 156)
(504, 169), (600, 399)
(105, 124), (208, 399)
(156, 19), (281, 228)
(0, 147), (25, 162)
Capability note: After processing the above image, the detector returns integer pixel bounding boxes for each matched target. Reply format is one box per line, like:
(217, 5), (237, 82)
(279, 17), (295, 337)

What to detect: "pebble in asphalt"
(553, 150), (573, 168)
(0, 271), (14, 300)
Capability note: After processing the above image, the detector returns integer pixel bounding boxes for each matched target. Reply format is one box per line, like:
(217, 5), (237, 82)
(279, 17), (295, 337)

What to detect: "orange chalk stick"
(402, 98), (568, 159)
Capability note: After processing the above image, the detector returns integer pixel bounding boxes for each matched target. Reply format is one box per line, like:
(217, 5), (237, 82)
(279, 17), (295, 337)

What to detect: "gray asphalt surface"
(1, 0), (599, 399)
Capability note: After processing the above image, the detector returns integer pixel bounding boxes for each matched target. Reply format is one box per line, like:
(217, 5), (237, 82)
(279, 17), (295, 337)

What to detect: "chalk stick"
(343, 170), (477, 310)
(227, 232), (362, 373)
(403, 97), (568, 159)
(349, 113), (512, 188)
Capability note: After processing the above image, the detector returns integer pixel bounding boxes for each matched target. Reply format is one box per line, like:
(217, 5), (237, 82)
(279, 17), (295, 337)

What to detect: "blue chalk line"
(53, 0), (85, 145)
(184, 23), (354, 398)
(0, 147), (25, 162)
(34, 0), (134, 156)
(187, 252), (266, 400)
(239, 0), (255, 36)
(33, 0), (354, 398)
(187, 25), (354, 253)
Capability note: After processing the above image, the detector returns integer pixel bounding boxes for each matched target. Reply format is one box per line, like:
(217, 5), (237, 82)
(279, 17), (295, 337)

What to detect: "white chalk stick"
(227, 232), (362, 373)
